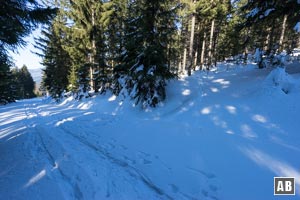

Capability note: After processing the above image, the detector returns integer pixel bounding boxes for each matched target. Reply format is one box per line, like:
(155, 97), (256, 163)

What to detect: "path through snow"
(1, 63), (300, 200)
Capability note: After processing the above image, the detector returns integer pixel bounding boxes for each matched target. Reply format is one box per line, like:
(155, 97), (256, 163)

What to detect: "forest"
(1, 0), (300, 107)
(1, 1), (300, 199)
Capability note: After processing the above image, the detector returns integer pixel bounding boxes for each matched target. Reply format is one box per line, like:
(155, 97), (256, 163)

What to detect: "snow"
(147, 65), (156, 75)
(254, 48), (262, 63)
(294, 22), (300, 32)
(135, 64), (144, 72)
(1, 63), (300, 199)
(262, 67), (296, 94)
(246, 7), (260, 18)
(264, 8), (274, 17)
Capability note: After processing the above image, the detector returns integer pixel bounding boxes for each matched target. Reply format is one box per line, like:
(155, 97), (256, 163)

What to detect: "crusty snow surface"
(1, 63), (300, 200)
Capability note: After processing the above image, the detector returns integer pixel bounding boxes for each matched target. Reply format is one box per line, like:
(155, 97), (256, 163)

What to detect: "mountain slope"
(1, 63), (300, 200)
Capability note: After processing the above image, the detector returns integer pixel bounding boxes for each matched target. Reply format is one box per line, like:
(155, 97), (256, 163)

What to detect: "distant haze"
(28, 68), (43, 85)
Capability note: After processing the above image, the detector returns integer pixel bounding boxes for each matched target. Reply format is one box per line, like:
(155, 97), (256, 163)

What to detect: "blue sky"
(9, 29), (43, 70)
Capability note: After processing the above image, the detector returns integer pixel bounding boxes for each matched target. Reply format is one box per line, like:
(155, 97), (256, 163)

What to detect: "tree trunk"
(193, 23), (200, 71)
(207, 19), (215, 70)
(213, 22), (220, 67)
(188, 12), (196, 76)
(264, 28), (270, 51)
(279, 14), (288, 52)
(267, 18), (276, 53)
(90, 9), (95, 90)
(200, 31), (207, 70)
(182, 47), (187, 74)
(89, 55), (94, 90)
(244, 47), (248, 65)
(181, 18), (189, 74)
(193, 51), (198, 71)
(178, 54), (182, 74)
(167, 44), (171, 70)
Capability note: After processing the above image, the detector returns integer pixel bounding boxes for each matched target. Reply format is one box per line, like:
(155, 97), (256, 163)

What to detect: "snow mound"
(262, 67), (296, 94)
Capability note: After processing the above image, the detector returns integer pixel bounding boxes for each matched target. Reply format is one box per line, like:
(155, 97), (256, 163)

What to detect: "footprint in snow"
(169, 184), (179, 193)
(136, 152), (152, 165)
(138, 151), (150, 157)
(142, 159), (152, 165)
(209, 184), (218, 192)
(120, 145), (128, 150)
(154, 155), (172, 171)
(186, 167), (216, 179)
(123, 156), (136, 165)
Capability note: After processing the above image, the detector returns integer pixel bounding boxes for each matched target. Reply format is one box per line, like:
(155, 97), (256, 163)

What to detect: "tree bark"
(90, 9), (95, 90)
(213, 22), (220, 67)
(188, 12), (196, 76)
(181, 18), (189, 74)
(193, 50), (198, 71)
(207, 19), (215, 70)
(264, 28), (270, 51)
(267, 18), (276, 53)
(193, 23), (200, 71)
(279, 14), (288, 52)
(200, 31), (206, 70)
(182, 47), (187, 74)
(178, 54), (182, 74)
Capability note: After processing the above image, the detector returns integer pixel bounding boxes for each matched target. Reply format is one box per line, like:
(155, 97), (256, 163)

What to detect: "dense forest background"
(1, 0), (300, 107)
(0, 0), (55, 103)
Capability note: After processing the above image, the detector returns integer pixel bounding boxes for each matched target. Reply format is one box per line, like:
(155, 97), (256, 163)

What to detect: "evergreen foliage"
(0, 0), (56, 104)
(238, 0), (300, 67)
(37, 20), (71, 100)
(0, 0), (56, 49)
(11, 65), (36, 99)
(67, 0), (107, 92)
(0, 51), (14, 104)
(3, 0), (298, 107)
(117, 0), (177, 107)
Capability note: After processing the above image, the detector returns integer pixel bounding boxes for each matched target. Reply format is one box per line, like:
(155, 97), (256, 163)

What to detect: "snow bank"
(2, 62), (300, 199)
(262, 67), (297, 95)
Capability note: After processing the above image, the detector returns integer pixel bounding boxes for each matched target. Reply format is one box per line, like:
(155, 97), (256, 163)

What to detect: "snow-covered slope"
(1, 63), (300, 200)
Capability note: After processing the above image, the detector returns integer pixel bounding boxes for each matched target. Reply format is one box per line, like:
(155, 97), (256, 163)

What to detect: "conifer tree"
(195, 0), (230, 69)
(66, 0), (106, 93)
(217, 0), (246, 60)
(26, 0), (300, 105)
(118, 0), (177, 107)
(0, 51), (14, 104)
(0, 0), (56, 103)
(241, 0), (300, 53)
(101, 0), (127, 67)
(0, 0), (56, 49)
(37, 19), (71, 100)
(11, 65), (36, 99)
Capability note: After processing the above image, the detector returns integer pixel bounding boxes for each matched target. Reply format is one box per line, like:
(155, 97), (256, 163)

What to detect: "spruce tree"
(11, 65), (36, 99)
(37, 19), (71, 100)
(0, 0), (56, 49)
(66, 0), (106, 93)
(22, 65), (36, 98)
(240, 0), (300, 67)
(119, 0), (177, 107)
(101, 0), (127, 71)
(0, 51), (14, 104)
(0, 0), (56, 103)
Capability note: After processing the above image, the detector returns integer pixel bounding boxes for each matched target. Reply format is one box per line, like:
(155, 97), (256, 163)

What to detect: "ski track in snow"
(24, 102), (78, 199)
(1, 63), (300, 200)
(12, 91), (220, 199)
(23, 100), (183, 200)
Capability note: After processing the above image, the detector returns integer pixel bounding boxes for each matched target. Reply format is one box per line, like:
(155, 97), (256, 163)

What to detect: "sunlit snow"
(1, 62), (300, 199)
